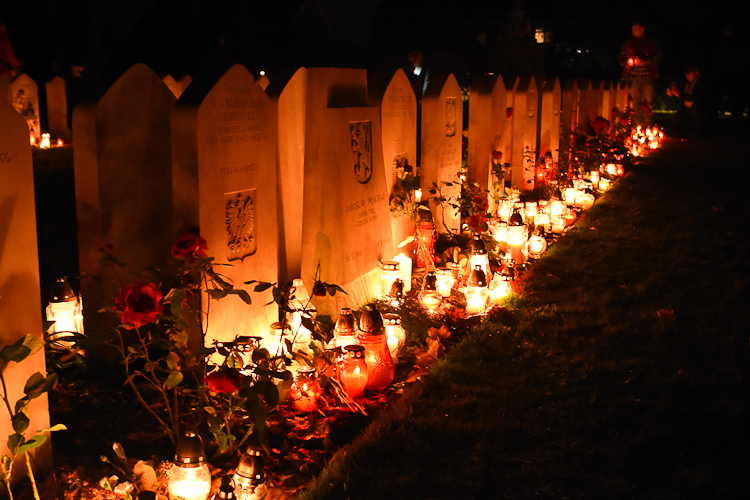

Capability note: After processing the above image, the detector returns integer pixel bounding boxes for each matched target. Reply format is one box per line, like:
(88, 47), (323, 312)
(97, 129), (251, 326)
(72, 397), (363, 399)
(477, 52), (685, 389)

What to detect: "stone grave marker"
(560, 79), (579, 159)
(421, 73), (462, 233)
(172, 64), (278, 345)
(46, 76), (71, 142)
(367, 68), (417, 253)
(589, 80), (604, 120)
(0, 100), (51, 482)
(467, 74), (508, 196)
(8, 73), (40, 144)
(602, 81), (615, 122)
(576, 78), (592, 131)
(617, 81), (629, 111)
(508, 76), (538, 191)
(537, 78), (561, 166)
(74, 63), (176, 332)
(275, 68), (393, 314)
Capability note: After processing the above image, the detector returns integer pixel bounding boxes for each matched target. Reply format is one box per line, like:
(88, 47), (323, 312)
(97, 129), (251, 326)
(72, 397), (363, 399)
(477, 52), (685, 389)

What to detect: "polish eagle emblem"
(225, 190), (257, 261)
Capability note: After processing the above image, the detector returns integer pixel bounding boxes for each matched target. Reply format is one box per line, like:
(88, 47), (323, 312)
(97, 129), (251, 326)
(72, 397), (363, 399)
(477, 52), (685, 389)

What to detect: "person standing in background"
(620, 22), (660, 125)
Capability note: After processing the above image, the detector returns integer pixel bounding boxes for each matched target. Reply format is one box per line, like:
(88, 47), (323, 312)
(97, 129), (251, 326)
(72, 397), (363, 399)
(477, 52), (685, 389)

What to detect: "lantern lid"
(217, 477), (235, 500)
(335, 308), (355, 333)
(467, 266), (488, 287)
(379, 260), (400, 271)
(50, 277), (76, 303)
(417, 209), (434, 223)
(469, 234), (487, 255)
(344, 344), (365, 357)
(235, 445), (265, 483)
(435, 267), (452, 277)
(295, 365), (317, 377)
(358, 305), (384, 334)
(382, 313), (401, 326)
(174, 431), (205, 466)
(423, 271), (438, 291)
(500, 263), (516, 281)
(509, 209), (524, 226)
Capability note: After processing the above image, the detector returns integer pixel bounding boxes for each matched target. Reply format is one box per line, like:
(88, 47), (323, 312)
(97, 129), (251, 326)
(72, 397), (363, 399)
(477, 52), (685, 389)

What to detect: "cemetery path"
(299, 125), (750, 500)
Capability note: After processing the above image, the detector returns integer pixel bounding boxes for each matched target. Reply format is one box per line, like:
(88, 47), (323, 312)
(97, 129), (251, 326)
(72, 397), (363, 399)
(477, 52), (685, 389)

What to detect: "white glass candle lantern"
(168, 432), (211, 500)
(290, 366), (322, 412)
(551, 214), (566, 234)
(497, 199), (512, 222)
(469, 234), (490, 277)
(464, 266), (489, 315)
(563, 186), (576, 205)
(527, 232), (548, 259)
(264, 322), (296, 358)
(418, 272), (442, 315)
(234, 446), (267, 500)
(549, 199), (564, 217)
(535, 211), (551, 233)
(576, 191), (595, 210)
(487, 270), (511, 304)
(46, 277), (84, 349)
(356, 306), (395, 391)
(330, 308), (358, 354)
(507, 210), (527, 267)
(339, 345), (368, 399)
(435, 267), (454, 298)
(524, 202), (537, 224)
(598, 178), (611, 192)
(382, 313), (406, 362)
(288, 278), (315, 349)
(379, 261), (401, 299)
(589, 170), (600, 189)
(393, 254), (412, 293)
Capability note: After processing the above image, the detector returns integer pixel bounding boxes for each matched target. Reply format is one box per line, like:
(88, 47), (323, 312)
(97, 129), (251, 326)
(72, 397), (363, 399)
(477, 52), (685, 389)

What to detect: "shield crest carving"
(225, 189), (257, 261)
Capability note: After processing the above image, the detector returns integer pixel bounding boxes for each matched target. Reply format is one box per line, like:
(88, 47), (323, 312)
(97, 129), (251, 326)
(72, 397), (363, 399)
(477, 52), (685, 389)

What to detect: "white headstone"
(172, 64), (278, 344)
(576, 78), (592, 130)
(8, 73), (40, 144)
(74, 64), (177, 331)
(508, 76), (538, 191)
(589, 80), (604, 120)
(0, 100), (51, 483)
(367, 69), (417, 253)
(467, 74), (508, 193)
(421, 73), (462, 233)
(560, 79), (579, 161)
(538, 78), (561, 165)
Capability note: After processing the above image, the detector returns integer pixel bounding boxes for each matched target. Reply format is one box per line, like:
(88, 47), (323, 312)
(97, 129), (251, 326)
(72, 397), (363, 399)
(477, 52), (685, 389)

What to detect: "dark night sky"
(3, 0), (748, 89)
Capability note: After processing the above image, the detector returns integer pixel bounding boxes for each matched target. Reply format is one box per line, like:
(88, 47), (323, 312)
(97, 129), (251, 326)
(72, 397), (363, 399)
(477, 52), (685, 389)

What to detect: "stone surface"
(73, 63), (176, 332)
(8, 73), (40, 143)
(0, 100), (51, 482)
(576, 78), (592, 131)
(508, 76), (538, 190)
(172, 64), (278, 345)
(560, 79), (579, 160)
(467, 74), (508, 194)
(276, 68), (393, 314)
(538, 78), (561, 165)
(589, 80), (604, 120)
(420, 73), (462, 232)
(617, 81), (629, 111)
(46, 76), (71, 142)
(602, 81), (615, 122)
(163, 74), (193, 99)
(367, 68), (417, 252)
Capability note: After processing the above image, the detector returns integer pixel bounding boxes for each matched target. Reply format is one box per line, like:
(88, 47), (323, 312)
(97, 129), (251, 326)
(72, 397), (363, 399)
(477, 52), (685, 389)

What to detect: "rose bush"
(170, 232), (208, 262)
(115, 282), (163, 328)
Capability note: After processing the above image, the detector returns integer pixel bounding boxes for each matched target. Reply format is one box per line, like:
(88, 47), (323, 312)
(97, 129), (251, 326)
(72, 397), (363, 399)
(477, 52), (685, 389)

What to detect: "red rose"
(492, 151), (503, 161)
(506, 107), (514, 119)
(467, 214), (486, 233)
(592, 116), (610, 135)
(171, 232), (208, 262)
(473, 194), (489, 213)
(115, 282), (164, 328)
(312, 282), (327, 297)
(203, 368), (242, 394)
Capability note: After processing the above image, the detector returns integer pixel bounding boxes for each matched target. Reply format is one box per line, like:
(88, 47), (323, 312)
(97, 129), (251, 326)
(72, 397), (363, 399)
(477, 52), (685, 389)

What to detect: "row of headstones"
(74, 64), (630, 351)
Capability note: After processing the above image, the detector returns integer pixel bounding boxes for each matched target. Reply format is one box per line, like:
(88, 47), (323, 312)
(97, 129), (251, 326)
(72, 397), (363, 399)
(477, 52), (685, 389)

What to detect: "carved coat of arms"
(225, 189), (257, 261)
(350, 121), (372, 184)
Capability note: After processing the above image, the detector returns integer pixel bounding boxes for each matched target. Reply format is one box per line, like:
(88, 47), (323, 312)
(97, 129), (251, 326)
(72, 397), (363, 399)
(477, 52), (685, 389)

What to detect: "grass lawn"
(300, 133), (750, 499)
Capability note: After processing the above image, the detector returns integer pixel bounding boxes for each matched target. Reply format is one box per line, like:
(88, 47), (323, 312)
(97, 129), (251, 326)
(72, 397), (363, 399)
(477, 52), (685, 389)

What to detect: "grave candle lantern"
(507, 209), (527, 266)
(464, 265), (489, 315)
(357, 305), (395, 391)
(264, 322), (293, 357)
(288, 278), (315, 348)
(233, 445), (267, 500)
(330, 307), (358, 353)
(598, 178), (611, 192)
(40, 133), (51, 149)
(168, 432), (211, 500)
(435, 267), (455, 297)
(414, 216), (436, 268)
(487, 270), (511, 304)
(339, 345), (368, 399)
(382, 313), (406, 361)
(527, 231), (548, 259)
(46, 276), (84, 349)
(418, 271), (442, 315)
(379, 261), (401, 299)
(589, 170), (600, 190)
(549, 199), (564, 217)
(551, 214), (566, 234)
(469, 234), (490, 277)
(387, 278), (405, 306)
(497, 199), (513, 222)
(290, 366), (322, 412)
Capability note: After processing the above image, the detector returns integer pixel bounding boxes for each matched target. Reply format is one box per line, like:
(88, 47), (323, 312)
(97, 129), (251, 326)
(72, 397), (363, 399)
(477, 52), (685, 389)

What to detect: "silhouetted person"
(620, 22), (660, 125)
(667, 65), (712, 138)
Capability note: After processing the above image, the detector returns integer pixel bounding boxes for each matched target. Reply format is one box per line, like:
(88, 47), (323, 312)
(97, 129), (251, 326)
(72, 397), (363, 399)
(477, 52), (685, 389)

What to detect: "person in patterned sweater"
(620, 22), (660, 125)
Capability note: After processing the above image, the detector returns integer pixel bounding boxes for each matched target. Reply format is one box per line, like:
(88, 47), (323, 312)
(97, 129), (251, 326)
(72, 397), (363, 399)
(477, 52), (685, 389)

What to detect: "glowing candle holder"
(551, 214), (566, 234)
(589, 170), (600, 190)
(464, 265), (489, 315)
(387, 278), (405, 306)
(598, 178), (611, 192)
(264, 322), (295, 358)
(435, 267), (454, 297)
(393, 254), (413, 293)
(549, 199), (564, 218)
(497, 199), (513, 222)
(414, 218), (436, 268)
(379, 261), (401, 299)
(356, 305), (395, 391)
(382, 313), (406, 361)
(418, 271), (442, 315)
(469, 233), (490, 277)
(288, 278), (315, 349)
(525, 202), (537, 225)
(46, 276), (84, 350)
(168, 432), (211, 500)
(507, 208), (527, 267)
(234, 445), (267, 500)
(487, 268), (512, 305)
(290, 366), (322, 412)
(339, 345), (368, 399)
(526, 231), (548, 259)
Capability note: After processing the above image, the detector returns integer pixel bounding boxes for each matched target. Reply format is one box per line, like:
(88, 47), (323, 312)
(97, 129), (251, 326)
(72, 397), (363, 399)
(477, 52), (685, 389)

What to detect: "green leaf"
(7, 433), (24, 454)
(24, 372), (58, 399)
(14, 397), (30, 415)
(206, 289), (228, 300)
(39, 423), (67, 433)
(253, 282), (274, 293)
(1, 334), (44, 363)
(166, 352), (180, 371)
(17, 435), (47, 454)
(230, 289), (252, 304)
(11, 412), (30, 434)
(165, 371), (183, 389)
